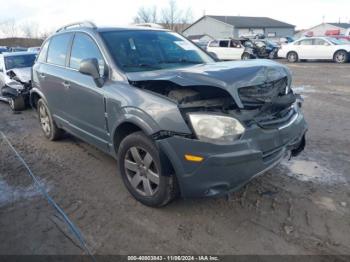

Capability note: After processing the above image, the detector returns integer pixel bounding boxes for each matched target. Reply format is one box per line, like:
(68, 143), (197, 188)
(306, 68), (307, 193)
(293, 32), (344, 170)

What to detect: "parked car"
(0, 46), (9, 54)
(9, 46), (28, 52)
(0, 52), (37, 110)
(31, 22), (307, 207)
(278, 37), (350, 63)
(207, 39), (245, 60)
(241, 39), (280, 60)
(27, 47), (41, 52)
(278, 36), (295, 45)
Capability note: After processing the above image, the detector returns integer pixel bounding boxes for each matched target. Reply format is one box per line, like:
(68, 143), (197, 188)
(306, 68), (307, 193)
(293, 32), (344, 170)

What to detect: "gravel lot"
(0, 61), (349, 256)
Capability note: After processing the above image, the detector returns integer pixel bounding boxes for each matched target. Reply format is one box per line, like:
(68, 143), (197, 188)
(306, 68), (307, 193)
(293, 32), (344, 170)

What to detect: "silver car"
(0, 51), (37, 110)
(31, 22), (307, 207)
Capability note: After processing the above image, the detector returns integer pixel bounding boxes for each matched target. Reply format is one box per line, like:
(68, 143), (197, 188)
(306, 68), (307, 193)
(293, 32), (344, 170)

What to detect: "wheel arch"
(29, 88), (47, 109)
(333, 49), (348, 59)
(287, 50), (298, 57)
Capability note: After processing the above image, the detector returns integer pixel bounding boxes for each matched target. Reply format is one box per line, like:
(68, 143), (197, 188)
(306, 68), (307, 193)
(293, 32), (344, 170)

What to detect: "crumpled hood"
(6, 67), (31, 83)
(126, 59), (291, 108)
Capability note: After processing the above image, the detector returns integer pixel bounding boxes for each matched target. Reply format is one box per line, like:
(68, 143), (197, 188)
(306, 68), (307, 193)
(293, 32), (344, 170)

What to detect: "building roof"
(187, 34), (213, 40)
(208, 15), (295, 28)
(328, 23), (350, 29)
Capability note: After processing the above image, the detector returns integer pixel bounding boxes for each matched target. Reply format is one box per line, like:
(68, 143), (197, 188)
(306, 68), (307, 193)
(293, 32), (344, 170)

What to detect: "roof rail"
(56, 21), (97, 32)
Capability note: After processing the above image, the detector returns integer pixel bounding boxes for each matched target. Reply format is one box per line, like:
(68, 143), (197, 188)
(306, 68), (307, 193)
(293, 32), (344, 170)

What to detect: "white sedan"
(278, 37), (350, 63)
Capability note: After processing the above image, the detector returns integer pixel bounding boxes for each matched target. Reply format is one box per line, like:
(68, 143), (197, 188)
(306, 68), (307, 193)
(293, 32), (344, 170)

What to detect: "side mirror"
(79, 58), (104, 87)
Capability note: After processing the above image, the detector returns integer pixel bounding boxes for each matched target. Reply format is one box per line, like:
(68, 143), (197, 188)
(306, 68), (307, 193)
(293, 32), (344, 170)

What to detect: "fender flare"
(333, 49), (348, 59)
(29, 88), (47, 108)
(111, 107), (161, 140)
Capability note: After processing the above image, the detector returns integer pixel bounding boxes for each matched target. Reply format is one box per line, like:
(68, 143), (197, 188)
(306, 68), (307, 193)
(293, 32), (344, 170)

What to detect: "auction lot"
(0, 61), (350, 255)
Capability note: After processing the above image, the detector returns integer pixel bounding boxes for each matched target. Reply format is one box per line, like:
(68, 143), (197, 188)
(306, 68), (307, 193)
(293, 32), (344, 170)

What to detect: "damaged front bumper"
(157, 106), (307, 198)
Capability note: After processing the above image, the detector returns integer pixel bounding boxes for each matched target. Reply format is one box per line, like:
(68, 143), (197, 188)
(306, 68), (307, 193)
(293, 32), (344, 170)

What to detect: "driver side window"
(69, 33), (105, 77)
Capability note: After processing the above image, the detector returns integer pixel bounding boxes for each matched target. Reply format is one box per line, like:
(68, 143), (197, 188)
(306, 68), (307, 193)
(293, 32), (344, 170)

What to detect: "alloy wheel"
(335, 52), (346, 63)
(288, 53), (297, 62)
(39, 104), (51, 135)
(124, 146), (160, 197)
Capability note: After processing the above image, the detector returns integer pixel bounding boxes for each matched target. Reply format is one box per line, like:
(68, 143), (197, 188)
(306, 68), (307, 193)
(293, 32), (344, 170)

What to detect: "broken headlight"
(188, 113), (245, 144)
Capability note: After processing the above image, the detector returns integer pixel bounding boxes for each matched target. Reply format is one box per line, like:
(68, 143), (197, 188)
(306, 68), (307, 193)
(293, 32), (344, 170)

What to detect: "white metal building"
(183, 15), (295, 39)
(295, 23), (350, 38)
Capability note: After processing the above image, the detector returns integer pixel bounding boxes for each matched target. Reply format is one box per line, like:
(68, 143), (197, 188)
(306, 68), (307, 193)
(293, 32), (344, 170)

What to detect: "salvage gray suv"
(31, 22), (307, 207)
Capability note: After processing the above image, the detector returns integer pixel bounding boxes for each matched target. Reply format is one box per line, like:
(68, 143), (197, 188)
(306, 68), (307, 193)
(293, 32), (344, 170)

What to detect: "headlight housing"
(188, 113), (245, 144)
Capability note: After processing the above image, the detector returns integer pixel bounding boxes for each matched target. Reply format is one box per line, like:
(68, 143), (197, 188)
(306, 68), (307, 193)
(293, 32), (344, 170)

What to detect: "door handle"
(39, 73), (46, 79)
(62, 81), (70, 89)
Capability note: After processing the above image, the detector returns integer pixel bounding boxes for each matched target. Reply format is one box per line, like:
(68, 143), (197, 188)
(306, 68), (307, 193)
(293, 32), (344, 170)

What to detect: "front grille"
(238, 77), (298, 129)
(257, 106), (297, 129)
(238, 77), (288, 108)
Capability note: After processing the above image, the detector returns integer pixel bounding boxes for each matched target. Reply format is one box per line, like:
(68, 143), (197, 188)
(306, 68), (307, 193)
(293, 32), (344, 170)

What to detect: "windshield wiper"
(159, 59), (203, 64)
(122, 64), (162, 70)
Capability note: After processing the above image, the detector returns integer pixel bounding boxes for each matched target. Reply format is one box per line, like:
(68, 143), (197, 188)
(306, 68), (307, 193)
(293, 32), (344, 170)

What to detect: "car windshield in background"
(101, 30), (214, 72)
(5, 54), (36, 70)
(327, 38), (349, 45)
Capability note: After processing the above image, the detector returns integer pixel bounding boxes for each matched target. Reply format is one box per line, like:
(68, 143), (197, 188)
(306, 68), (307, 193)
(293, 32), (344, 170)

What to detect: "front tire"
(37, 99), (64, 141)
(241, 53), (251, 60)
(118, 131), (177, 207)
(9, 96), (25, 111)
(334, 50), (348, 63)
(287, 52), (298, 63)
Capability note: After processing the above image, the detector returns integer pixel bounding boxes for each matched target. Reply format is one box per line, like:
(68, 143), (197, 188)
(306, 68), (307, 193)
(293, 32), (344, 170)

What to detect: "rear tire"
(287, 52), (298, 63)
(118, 131), (177, 207)
(334, 50), (348, 63)
(37, 99), (64, 141)
(9, 96), (25, 111)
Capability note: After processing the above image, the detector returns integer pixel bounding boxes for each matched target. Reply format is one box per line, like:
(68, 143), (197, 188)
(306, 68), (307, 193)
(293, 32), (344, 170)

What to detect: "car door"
(208, 40), (230, 60)
(63, 32), (109, 150)
(311, 38), (333, 59)
(218, 40), (231, 60)
(297, 39), (314, 59)
(229, 40), (245, 60)
(36, 33), (73, 120)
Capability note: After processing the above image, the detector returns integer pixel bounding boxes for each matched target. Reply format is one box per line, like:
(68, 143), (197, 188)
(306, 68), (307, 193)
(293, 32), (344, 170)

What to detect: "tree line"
(133, 0), (193, 32)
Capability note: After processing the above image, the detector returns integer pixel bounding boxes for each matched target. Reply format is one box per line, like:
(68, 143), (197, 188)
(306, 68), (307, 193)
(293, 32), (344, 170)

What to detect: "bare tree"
(133, 0), (193, 32)
(160, 0), (180, 30)
(134, 6), (158, 24)
(0, 19), (18, 38)
(160, 0), (193, 31)
(38, 29), (54, 40)
(21, 22), (39, 38)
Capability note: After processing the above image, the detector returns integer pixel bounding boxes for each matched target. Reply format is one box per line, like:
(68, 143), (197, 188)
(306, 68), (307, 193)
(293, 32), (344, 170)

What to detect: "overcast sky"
(0, 0), (350, 36)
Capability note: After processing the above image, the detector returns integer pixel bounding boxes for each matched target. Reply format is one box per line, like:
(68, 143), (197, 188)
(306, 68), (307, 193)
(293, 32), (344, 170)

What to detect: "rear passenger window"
(299, 39), (313, 45)
(37, 40), (50, 62)
(219, 40), (229, 47)
(313, 39), (327, 45)
(69, 33), (105, 76)
(47, 34), (71, 66)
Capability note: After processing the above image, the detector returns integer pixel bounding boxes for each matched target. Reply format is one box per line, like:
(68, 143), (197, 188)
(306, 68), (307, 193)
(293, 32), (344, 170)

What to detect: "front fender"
(29, 88), (47, 108)
(111, 107), (161, 138)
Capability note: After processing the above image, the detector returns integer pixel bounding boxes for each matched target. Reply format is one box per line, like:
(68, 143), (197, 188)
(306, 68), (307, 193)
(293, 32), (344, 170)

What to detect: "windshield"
(101, 30), (214, 72)
(327, 37), (349, 45)
(4, 54), (36, 70)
